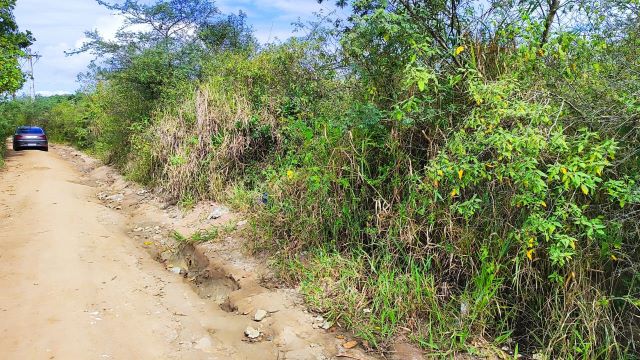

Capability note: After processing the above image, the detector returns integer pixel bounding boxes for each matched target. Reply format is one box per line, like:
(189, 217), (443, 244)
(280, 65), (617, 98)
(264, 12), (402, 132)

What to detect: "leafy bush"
(4, 0), (640, 357)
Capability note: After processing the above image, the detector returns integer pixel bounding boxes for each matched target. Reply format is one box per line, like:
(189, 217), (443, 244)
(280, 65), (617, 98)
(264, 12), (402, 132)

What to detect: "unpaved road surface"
(0, 146), (375, 360)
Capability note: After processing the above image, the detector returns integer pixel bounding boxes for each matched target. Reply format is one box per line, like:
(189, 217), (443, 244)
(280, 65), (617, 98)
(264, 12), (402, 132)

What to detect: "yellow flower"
(437, 170), (444, 176)
(526, 249), (534, 260)
(611, 254), (618, 261)
(540, 201), (547, 208)
(561, 167), (568, 174)
(458, 169), (464, 180)
(450, 188), (458, 197)
(286, 170), (294, 180)
(454, 46), (465, 56)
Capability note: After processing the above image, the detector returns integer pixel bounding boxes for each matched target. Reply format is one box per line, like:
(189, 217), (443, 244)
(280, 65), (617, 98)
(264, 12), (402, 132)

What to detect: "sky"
(13, 0), (338, 96)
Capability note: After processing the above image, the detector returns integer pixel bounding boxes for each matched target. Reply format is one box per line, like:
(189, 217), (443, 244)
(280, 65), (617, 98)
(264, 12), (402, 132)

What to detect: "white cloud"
(36, 90), (73, 96)
(94, 14), (128, 41)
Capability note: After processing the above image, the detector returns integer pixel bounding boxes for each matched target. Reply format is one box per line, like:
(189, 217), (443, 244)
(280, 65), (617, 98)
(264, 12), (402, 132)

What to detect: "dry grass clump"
(152, 84), (280, 202)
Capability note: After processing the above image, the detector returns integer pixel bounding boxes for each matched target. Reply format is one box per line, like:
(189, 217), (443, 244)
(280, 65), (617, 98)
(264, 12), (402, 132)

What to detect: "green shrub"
(4, 1), (639, 357)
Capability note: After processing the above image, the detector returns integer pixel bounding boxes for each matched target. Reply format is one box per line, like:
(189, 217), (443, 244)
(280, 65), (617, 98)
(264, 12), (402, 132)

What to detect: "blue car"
(12, 126), (49, 152)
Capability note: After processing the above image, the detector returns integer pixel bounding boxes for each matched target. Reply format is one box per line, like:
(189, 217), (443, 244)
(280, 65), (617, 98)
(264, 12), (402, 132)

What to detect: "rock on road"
(0, 146), (295, 359)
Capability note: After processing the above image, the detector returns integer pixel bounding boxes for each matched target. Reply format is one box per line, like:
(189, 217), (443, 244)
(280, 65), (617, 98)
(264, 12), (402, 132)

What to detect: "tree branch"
(541, 0), (560, 46)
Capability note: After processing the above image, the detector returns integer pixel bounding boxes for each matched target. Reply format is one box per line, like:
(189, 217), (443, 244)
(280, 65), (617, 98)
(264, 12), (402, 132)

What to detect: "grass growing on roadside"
(278, 247), (508, 354)
(170, 221), (239, 244)
(171, 227), (219, 244)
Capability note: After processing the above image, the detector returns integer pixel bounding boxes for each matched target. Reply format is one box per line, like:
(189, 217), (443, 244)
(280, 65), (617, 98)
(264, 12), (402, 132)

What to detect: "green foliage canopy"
(0, 0), (34, 95)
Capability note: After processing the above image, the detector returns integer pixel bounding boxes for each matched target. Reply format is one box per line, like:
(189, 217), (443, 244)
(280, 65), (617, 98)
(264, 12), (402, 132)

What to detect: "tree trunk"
(541, 0), (560, 46)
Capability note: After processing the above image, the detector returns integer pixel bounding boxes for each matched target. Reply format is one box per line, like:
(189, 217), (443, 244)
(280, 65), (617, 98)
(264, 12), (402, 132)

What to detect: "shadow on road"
(5, 150), (26, 159)
(3, 138), (50, 161)
(2, 138), (28, 165)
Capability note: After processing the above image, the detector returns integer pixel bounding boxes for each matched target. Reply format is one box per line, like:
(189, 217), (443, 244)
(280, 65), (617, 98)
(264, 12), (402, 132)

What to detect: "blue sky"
(14, 0), (338, 95)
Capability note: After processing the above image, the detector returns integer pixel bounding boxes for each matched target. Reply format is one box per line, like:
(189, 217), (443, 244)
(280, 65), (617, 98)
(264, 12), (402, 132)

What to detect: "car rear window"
(17, 128), (44, 134)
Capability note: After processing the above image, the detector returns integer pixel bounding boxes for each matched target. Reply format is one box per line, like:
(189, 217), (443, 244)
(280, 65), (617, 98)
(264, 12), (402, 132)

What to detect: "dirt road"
(0, 146), (371, 360)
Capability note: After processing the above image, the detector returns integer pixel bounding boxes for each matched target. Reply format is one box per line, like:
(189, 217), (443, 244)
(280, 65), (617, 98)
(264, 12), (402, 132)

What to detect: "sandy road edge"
(51, 143), (389, 360)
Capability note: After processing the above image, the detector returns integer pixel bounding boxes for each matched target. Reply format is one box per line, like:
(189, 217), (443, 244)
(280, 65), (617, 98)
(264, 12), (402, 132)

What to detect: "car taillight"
(14, 135), (24, 140)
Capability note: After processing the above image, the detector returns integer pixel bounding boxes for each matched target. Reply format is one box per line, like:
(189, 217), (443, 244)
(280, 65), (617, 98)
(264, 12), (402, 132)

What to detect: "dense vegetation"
(0, 0), (34, 162)
(2, 0), (639, 357)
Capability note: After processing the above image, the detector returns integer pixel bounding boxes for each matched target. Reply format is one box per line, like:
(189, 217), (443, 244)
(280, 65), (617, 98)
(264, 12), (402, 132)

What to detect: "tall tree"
(70, 0), (255, 97)
(70, 0), (219, 73)
(0, 0), (34, 95)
